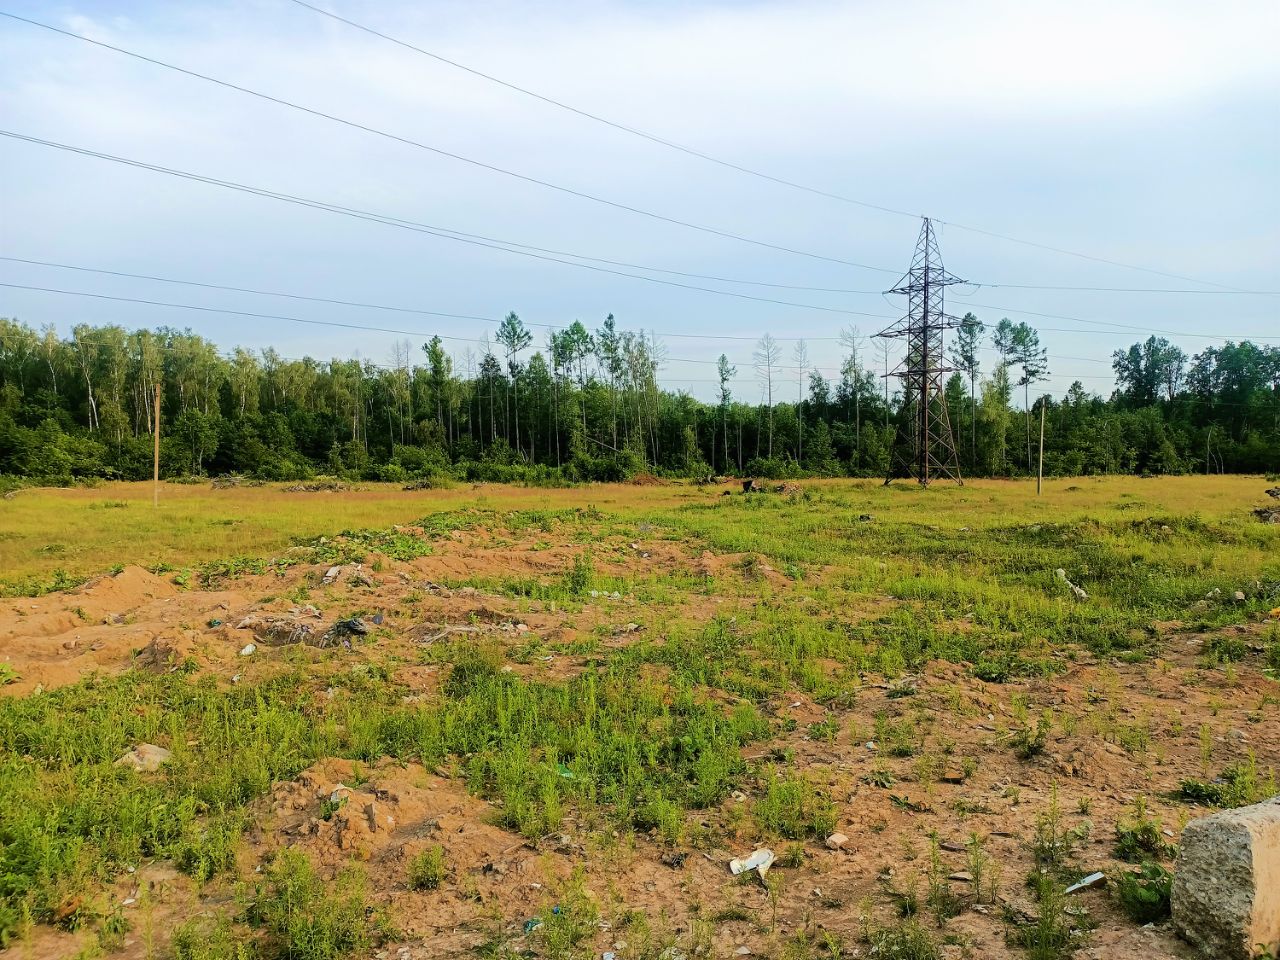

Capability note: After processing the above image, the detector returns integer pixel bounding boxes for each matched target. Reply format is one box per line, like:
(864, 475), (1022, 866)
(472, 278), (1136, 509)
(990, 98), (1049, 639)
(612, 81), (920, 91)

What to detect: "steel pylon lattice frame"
(876, 217), (965, 486)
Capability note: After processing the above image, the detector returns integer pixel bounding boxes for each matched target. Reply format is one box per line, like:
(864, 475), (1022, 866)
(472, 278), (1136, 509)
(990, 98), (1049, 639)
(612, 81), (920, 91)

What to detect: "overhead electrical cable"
(3, 248), (1271, 348)
(0, 11), (896, 274)
(0, 131), (897, 320)
(283, 0), (1253, 293)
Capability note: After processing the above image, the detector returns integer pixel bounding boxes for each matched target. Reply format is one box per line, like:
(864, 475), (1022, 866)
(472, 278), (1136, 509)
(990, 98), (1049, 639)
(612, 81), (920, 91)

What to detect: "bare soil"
(3, 509), (1276, 960)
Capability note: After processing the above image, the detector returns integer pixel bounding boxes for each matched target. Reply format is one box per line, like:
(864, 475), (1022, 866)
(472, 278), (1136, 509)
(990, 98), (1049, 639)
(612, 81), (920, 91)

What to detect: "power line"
(973, 282), (1279, 296)
(935, 221), (1249, 292)
(960, 299), (1280, 343)
(0, 280), (826, 368)
(284, 0), (921, 222)
(283, 0), (1255, 294)
(11, 133), (1264, 322)
(6, 252), (1272, 365)
(0, 11), (895, 275)
(0, 130), (898, 321)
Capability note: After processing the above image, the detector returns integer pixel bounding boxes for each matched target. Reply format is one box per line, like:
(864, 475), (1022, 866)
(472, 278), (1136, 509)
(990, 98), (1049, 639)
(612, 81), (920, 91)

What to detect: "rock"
(116, 743), (172, 773)
(825, 832), (849, 850)
(940, 840), (966, 852)
(1234, 591), (1247, 602)
(1172, 796), (1280, 959)
(239, 643), (256, 656)
(948, 871), (973, 882)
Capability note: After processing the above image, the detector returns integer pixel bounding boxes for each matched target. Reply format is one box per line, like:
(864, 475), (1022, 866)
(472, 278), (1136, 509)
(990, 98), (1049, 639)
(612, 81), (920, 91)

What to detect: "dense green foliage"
(1, 315), (1276, 485)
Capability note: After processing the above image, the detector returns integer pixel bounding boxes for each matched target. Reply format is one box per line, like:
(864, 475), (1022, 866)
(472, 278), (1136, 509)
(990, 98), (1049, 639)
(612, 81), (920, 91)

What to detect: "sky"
(1, 0), (1277, 403)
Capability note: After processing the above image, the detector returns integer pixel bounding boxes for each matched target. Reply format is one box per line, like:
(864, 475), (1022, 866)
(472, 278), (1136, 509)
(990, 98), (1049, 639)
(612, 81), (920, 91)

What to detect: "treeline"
(0, 312), (1277, 485)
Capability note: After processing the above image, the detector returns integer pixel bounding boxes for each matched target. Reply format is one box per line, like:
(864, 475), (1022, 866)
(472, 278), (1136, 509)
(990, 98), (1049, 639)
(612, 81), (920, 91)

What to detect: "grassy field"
(0, 475), (1278, 959)
(2, 475), (1273, 591)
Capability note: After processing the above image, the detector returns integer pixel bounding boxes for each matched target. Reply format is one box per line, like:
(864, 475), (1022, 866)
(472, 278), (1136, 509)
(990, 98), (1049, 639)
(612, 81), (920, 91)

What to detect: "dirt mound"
(693, 549), (790, 586)
(283, 480), (349, 492)
(629, 471), (665, 486)
(73, 565), (178, 614)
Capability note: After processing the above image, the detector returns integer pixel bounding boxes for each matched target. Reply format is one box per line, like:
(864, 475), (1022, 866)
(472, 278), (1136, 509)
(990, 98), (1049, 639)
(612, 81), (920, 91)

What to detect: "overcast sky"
(1, 0), (1277, 402)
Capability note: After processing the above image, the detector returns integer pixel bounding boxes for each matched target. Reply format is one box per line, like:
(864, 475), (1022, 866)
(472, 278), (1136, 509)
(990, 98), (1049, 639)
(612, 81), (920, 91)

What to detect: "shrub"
(407, 845), (446, 891)
(1112, 862), (1173, 923)
(171, 916), (258, 960)
(754, 769), (836, 839)
(866, 919), (940, 960)
(1114, 798), (1177, 863)
(247, 849), (385, 960)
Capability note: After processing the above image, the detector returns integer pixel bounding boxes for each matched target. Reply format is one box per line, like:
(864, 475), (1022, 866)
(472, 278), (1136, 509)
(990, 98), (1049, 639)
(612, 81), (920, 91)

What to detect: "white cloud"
(0, 0), (1275, 397)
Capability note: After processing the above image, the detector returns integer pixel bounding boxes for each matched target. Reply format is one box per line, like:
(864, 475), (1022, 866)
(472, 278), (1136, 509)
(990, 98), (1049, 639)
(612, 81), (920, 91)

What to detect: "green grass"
(0, 651), (768, 939)
(1, 476), (1277, 950)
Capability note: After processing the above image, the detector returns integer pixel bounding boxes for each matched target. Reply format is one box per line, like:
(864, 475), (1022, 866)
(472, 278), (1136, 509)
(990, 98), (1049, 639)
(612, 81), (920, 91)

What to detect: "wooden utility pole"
(153, 382), (161, 507)
(1036, 401), (1045, 496)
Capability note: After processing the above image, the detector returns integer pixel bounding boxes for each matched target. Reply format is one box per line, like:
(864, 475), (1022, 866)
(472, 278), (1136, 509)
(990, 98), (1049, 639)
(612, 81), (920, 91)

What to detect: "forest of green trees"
(0, 311), (1277, 486)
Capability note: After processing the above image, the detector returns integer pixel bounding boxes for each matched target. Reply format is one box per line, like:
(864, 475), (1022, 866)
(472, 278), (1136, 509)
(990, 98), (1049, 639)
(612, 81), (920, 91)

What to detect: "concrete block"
(1172, 795), (1280, 959)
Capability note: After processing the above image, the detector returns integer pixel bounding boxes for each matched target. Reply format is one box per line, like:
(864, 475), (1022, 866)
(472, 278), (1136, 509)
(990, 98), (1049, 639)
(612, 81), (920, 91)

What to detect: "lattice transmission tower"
(875, 217), (965, 486)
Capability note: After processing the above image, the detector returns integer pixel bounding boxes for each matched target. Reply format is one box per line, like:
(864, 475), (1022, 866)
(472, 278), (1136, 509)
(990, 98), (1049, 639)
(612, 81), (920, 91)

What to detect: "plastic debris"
(1054, 568), (1089, 600)
(115, 743), (172, 772)
(1065, 871), (1106, 894)
(239, 643), (256, 656)
(729, 848), (775, 878)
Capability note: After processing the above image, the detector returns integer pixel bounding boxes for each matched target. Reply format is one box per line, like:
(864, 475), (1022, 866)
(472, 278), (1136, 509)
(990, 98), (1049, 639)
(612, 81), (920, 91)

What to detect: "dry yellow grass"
(1, 474), (1273, 590)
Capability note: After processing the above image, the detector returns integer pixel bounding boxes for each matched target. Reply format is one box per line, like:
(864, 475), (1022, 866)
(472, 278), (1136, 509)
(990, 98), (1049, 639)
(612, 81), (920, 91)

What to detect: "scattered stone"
(1265, 487), (1280, 499)
(940, 840), (966, 853)
(948, 871), (973, 882)
(825, 832), (849, 850)
(116, 743), (172, 773)
(1172, 796), (1280, 960)
(660, 851), (688, 869)
(1234, 590), (1247, 602)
